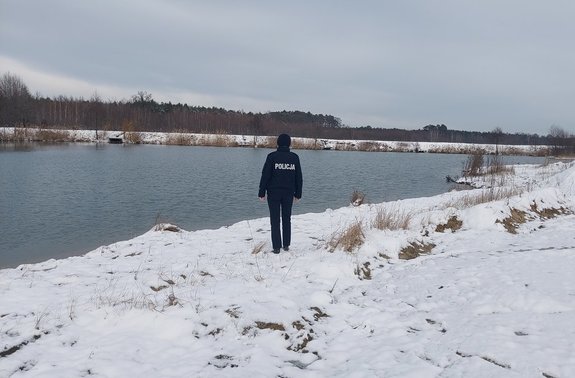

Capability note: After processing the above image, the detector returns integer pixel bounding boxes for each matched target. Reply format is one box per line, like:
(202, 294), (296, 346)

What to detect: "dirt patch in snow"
(530, 202), (571, 219)
(399, 241), (436, 260)
(498, 204), (572, 234)
(435, 216), (463, 233)
(497, 208), (530, 234)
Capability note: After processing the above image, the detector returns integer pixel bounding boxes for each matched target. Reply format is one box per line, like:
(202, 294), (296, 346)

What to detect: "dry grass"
(165, 131), (196, 146)
(464, 153), (516, 180)
(95, 290), (156, 311)
(291, 138), (321, 150)
(253, 136), (276, 148)
(1, 127), (74, 142)
(496, 208), (530, 234)
(395, 142), (417, 152)
(428, 146), (487, 155)
(251, 241), (266, 255)
(34, 129), (71, 142)
(446, 187), (524, 209)
(464, 153), (484, 176)
(372, 206), (412, 230)
(327, 221), (365, 253)
(485, 155), (515, 175)
(124, 132), (142, 143)
(356, 141), (381, 152)
(0, 127), (32, 142)
(497, 204), (572, 234)
(530, 202), (571, 219)
(95, 126), (110, 142)
(121, 121), (142, 144)
(206, 133), (238, 147)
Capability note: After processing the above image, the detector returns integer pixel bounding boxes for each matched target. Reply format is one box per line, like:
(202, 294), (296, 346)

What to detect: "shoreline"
(1, 126), (553, 156)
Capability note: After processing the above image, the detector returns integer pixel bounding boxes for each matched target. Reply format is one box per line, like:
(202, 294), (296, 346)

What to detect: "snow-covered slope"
(1, 162), (574, 377)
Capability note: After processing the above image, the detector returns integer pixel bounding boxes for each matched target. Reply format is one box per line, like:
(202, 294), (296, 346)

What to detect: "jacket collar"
(277, 146), (290, 152)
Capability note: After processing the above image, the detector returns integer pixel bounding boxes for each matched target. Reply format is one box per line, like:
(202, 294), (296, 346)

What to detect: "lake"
(0, 143), (545, 268)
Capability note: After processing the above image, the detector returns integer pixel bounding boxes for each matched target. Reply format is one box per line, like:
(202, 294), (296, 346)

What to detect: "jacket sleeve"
(258, 154), (273, 197)
(294, 155), (303, 199)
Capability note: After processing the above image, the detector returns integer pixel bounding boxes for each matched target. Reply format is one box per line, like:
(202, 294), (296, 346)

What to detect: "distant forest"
(1, 73), (573, 148)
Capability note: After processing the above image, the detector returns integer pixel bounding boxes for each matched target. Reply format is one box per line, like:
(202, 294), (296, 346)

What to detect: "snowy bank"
(1, 161), (575, 377)
(0, 126), (550, 155)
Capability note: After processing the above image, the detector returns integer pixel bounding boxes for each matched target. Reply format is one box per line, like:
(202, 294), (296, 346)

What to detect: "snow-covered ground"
(0, 126), (549, 155)
(1, 161), (575, 377)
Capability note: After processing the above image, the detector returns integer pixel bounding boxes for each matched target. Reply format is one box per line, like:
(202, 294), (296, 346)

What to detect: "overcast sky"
(1, 0), (574, 134)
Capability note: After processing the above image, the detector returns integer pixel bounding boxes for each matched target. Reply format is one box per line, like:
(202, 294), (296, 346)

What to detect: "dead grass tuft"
(530, 202), (571, 219)
(17, 128), (30, 141)
(291, 138), (321, 150)
(165, 131), (196, 145)
(124, 131), (142, 144)
(497, 204), (571, 234)
(435, 216), (463, 233)
(34, 129), (71, 142)
(2, 128), (76, 142)
(251, 135), (276, 148)
(497, 208), (530, 234)
(485, 155), (514, 175)
(399, 241), (436, 260)
(122, 121), (142, 144)
(372, 206), (412, 230)
(208, 133), (238, 147)
(446, 187), (523, 209)
(251, 241), (266, 255)
(327, 221), (365, 253)
(464, 153), (484, 177)
(356, 141), (380, 152)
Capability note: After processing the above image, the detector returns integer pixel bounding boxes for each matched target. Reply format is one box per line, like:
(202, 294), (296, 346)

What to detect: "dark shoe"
(283, 246), (289, 251)
(272, 249), (280, 254)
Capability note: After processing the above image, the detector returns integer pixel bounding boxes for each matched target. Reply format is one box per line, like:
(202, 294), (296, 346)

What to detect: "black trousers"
(267, 191), (294, 249)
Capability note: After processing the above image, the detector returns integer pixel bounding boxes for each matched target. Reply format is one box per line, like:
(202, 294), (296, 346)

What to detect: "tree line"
(1, 72), (573, 150)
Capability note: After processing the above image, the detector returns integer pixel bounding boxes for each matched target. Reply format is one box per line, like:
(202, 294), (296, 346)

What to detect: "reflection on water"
(0, 143), (544, 268)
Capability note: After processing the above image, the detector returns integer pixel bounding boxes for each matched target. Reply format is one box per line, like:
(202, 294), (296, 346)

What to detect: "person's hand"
(294, 197), (300, 203)
(259, 196), (266, 202)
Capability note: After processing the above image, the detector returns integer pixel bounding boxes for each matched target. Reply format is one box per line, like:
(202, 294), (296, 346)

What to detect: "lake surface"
(0, 143), (544, 268)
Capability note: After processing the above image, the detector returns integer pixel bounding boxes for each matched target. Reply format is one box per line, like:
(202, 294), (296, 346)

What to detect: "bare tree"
(549, 125), (568, 155)
(131, 91), (153, 105)
(0, 72), (33, 127)
(86, 91), (106, 136)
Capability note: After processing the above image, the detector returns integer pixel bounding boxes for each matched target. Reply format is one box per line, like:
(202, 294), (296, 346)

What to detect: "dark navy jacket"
(258, 146), (303, 199)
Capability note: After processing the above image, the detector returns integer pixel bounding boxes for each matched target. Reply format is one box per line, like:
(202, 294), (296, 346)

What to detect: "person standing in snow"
(258, 134), (303, 254)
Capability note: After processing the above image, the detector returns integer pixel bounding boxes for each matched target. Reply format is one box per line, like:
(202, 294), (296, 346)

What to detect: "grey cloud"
(1, 0), (574, 134)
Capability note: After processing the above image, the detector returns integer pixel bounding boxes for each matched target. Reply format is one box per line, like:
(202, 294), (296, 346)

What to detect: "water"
(0, 143), (544, 268)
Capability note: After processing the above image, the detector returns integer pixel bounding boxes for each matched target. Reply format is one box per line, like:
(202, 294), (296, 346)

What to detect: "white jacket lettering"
(274, 163), (296, 170)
